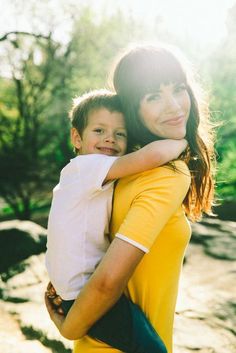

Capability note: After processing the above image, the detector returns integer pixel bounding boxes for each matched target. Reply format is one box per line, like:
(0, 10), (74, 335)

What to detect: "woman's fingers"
(47, 281), (53, 291)
(45, 283), (64, 315)
(53, 295), (62, 306)
(46, 282), (56, 297)
(57, 307), (65, 315)
(45, 291), (64, 316)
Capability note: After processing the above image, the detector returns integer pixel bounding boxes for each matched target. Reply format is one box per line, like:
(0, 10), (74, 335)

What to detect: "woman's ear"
(71, 128), (82, 150)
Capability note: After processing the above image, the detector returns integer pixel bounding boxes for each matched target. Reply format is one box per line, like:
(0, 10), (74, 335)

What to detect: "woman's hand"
(49, 238), (144, 340)
(45, 240), (144, 340)
(46, 282), (64, 314)
(44, 282), (70, 337)
(44, 292), (67, 335)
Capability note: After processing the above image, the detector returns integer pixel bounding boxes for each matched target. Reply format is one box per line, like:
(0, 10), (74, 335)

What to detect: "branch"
(0, 31), (51, 42)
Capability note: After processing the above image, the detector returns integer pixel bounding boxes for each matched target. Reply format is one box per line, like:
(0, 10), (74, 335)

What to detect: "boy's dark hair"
(69, 89), (124, 135)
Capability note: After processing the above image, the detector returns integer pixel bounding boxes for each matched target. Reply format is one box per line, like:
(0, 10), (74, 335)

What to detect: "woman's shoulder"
(134, 160), (191, 189)
(118, 160), (190, 190)
(169, 160), (191, 178)
(139, 160), (190, 178)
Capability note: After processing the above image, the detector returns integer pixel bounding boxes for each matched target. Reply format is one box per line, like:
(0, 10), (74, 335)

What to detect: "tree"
(0, 8), (149, 220)
(0, 31), (73, 219)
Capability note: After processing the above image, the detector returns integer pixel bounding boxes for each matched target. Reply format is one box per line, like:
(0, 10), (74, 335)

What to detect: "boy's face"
(71, 108), (127, 156)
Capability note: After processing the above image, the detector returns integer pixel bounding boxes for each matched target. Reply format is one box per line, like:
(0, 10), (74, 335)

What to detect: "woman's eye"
(147, 94), (161, 102)
(175, 84), (186, 93)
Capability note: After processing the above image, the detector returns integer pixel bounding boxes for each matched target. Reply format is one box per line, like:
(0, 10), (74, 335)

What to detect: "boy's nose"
(104, 133), (115, 143)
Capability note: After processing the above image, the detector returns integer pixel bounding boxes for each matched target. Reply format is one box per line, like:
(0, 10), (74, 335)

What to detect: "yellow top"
(74, 161), (191, 353)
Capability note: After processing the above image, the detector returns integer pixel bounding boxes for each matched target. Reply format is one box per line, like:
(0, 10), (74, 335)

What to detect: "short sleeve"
(115, 161), (191, 252)
(72, 154), (118, 194)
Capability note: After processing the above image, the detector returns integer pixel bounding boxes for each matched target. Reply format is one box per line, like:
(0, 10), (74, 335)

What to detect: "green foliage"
(67, 7), (148, 94)
(0, 7), (148, 220)
(0, 33), (73, 219)
(0, 4), (235, 219)
(207, 17), (236, 201)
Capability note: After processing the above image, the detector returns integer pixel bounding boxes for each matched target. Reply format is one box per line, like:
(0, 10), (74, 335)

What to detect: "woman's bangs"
(137, 53), (187, 97)
(114, 46), (187, 104)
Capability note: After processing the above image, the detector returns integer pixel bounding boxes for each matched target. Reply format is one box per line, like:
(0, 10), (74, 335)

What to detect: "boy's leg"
(88, 294), (167, 353)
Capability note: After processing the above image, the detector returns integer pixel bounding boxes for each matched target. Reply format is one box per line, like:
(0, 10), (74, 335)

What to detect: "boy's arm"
(105, 139), (187, 182)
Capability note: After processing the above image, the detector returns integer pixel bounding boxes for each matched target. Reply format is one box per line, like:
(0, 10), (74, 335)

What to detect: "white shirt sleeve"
(71, 154), (118, 195)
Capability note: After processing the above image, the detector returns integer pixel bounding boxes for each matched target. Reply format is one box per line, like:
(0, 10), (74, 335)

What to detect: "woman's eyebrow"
(147, 90), (161, 96)
(174, 82), (185, 87)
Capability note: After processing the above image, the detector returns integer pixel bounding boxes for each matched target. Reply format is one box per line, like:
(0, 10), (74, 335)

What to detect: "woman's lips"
(164, 115), (185, 126)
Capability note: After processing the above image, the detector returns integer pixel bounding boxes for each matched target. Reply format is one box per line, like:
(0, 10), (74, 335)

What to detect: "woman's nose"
(165, 95), (180, 112)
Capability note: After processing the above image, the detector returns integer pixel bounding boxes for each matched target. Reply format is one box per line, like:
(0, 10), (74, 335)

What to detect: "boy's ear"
(71, 128), (82, 150)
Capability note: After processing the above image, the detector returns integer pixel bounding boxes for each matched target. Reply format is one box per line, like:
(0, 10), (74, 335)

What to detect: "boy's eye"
(116, 131), (127, 138)
(93, 128), (104, 134)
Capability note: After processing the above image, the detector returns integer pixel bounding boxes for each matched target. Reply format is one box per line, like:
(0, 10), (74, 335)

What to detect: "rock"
(0, 220), (47, 272)
(175, 243), (236, 352)
(0, 219), (236, 352)
(0, 304), (51, 353)
(175, 314), (235, 353)
(1, 253), (73, 352)
(191, 218), (236, 260)
(1, 254), (48, 302)
(0, 301), (52, 353)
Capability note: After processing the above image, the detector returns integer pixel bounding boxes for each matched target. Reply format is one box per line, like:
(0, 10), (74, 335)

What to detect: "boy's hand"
(166, 138), (188, 160)
(46, 282), (64, 315)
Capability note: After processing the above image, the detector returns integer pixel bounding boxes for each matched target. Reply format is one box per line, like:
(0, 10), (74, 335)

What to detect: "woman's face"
(139, 82), (191, 139)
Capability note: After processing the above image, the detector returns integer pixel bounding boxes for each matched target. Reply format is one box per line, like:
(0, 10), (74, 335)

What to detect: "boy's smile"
(71, 108), (127, 156)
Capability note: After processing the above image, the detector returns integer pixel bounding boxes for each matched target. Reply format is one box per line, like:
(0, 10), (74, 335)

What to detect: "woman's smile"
(163, 115), (185, 125)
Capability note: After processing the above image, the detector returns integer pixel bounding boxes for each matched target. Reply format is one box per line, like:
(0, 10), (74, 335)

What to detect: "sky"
(89, 0), (235, 46)
(1, 0), (235, 48)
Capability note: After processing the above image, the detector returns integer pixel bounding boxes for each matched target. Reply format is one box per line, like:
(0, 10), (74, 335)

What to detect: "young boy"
(45, 89), (187, 353)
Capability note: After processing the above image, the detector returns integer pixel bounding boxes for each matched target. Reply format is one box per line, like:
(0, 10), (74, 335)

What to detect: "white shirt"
(45, 154), (118, 300)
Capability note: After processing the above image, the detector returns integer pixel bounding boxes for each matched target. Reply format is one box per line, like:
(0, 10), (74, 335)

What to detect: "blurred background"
(0, 1), (235, 352)
(0, 0), (236, 223)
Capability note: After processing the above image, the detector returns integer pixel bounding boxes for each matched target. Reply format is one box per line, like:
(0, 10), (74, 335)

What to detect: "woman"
(45, 44), (215, 353)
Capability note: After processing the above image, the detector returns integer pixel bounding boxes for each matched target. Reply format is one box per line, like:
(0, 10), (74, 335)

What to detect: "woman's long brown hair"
(112, 44), (216, 222)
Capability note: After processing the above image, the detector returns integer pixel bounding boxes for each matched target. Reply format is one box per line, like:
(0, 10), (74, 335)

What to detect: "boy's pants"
(61, 294), (167, 353)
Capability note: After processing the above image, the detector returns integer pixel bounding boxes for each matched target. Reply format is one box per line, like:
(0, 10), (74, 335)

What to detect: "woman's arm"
(45, 162), (190, 340)
(105, 139), (187, 182)
(46, 238), (144, 340)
